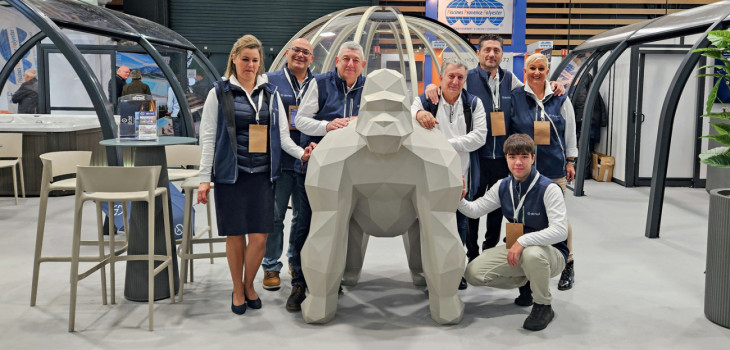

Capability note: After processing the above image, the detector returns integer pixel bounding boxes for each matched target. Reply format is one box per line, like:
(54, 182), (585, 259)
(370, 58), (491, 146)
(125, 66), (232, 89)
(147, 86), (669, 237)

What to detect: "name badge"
(249, 124), (268, 153)
(289, 105), (298, 131)
(534, 121), (551, 145)
(505, 222), (524, 249)
(490, 111), (506, 136)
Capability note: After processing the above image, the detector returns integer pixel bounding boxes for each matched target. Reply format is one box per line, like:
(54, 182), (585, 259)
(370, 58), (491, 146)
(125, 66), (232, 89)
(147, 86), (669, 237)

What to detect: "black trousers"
(466, 157), (509, 261)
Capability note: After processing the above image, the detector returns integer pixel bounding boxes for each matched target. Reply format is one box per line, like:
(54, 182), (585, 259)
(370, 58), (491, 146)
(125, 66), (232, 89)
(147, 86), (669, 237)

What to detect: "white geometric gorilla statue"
(300, 69), (465, 325)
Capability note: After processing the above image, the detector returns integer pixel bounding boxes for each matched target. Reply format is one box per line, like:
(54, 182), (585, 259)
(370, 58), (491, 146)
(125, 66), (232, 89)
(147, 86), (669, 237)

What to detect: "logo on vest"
(445, 0), (506, 27)
(526, 211), (542, 216)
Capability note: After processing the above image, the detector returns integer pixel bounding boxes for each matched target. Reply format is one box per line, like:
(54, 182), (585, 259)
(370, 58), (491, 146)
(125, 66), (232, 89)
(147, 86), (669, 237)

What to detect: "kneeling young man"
(459, 133), (568, 331)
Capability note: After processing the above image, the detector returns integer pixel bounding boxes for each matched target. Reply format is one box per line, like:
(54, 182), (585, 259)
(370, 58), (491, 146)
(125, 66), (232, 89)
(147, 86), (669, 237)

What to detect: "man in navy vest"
(412, 57), (487, 290)
(260, 38), (316, 292)
(459, 134), (568, 331)
(425, 35), (565, 264)
(286, 41), (367, 311)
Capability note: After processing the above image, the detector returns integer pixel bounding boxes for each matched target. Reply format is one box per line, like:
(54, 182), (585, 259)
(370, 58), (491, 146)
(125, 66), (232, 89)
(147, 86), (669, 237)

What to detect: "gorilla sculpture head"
(355, 69), (413, 154)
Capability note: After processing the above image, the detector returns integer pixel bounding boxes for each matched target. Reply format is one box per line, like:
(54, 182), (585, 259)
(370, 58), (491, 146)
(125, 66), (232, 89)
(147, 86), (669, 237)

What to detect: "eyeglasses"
(290, 47), (312, 56)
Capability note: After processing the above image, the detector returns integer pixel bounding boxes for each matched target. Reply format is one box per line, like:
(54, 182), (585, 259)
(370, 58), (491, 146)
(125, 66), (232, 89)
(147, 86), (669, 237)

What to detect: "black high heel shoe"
(245, 294), (262, 309)
(231, 292), (247, 315)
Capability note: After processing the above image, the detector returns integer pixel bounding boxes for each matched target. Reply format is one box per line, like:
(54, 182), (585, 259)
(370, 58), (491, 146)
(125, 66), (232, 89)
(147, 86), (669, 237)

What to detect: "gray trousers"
(465, 245), (566, 305)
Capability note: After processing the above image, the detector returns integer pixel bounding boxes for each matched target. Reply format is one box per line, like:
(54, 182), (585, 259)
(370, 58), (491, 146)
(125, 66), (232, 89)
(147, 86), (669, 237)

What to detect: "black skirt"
(214, 172), (274, 236)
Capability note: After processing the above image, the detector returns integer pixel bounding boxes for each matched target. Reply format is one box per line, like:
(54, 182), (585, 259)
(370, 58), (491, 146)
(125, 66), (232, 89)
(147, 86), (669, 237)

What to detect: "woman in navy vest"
(197, 35), (314, 315)
(510, 53), (577, 291)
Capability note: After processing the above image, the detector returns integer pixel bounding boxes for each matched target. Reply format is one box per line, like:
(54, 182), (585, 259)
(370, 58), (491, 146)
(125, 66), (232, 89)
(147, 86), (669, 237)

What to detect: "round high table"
(100, 136), (197, 301)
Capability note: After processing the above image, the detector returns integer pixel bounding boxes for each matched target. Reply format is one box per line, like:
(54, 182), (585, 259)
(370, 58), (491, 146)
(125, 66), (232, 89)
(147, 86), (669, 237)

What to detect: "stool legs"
(30, 180), (50, 306)
(69, 193), (84, 332)
(94, 202), (108, 306)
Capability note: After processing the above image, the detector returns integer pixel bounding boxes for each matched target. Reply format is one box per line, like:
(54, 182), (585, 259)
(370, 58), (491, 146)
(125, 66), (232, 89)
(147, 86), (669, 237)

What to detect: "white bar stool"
(177, 176), (226, 302)
(69, 166), (175, 332)
(31, 151), (128, 306)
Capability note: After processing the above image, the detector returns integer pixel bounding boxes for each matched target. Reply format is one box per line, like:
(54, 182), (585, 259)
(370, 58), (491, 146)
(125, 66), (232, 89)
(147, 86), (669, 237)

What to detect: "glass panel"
(574, 21), (648, 52)
(109, 11), (190, 48)
(555, 50), (597, 89)
(632, 2), (730, 42)
(0, 4), (41, 113)
(25, 0), (133, 36)
(185, 54), (216, 137)
(274, 10), (477, 95)
(115, 52), (167, 105)
(48, 52), (110, 111)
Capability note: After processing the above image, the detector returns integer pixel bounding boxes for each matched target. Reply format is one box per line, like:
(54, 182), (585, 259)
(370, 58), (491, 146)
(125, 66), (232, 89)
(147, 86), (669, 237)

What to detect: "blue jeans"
(263, 170), (300, 272)
(289, 173), (311, 286)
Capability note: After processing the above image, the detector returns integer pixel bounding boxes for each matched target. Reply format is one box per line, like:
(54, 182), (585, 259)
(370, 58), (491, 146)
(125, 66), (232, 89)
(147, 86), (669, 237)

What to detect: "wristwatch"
(566, 159), (576, 165)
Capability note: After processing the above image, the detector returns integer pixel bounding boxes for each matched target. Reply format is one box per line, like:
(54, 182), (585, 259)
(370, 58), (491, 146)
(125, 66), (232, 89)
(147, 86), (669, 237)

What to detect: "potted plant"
(694, 29), (730, 329)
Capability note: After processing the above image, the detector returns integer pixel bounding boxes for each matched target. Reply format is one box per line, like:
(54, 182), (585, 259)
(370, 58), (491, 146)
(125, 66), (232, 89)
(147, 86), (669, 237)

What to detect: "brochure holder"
(117, 94), (158, 141)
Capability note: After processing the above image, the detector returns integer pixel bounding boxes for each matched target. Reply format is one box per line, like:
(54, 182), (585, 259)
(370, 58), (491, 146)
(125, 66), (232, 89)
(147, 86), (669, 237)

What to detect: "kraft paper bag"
(249, 124), (268, 153)
(534, 121), (551, 145)
(491, 111), (506, 136)
(505, 222), (524, 249)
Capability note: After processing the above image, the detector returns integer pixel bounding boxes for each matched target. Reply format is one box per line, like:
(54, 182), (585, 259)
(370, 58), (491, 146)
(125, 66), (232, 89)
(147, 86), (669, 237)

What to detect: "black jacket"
(11, 77), (38, 114)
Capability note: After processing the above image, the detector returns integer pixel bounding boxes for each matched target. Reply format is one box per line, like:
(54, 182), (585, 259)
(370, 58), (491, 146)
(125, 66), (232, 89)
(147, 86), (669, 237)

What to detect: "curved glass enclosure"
(269, 6), (478, 98)
(0, 0), (219, 168)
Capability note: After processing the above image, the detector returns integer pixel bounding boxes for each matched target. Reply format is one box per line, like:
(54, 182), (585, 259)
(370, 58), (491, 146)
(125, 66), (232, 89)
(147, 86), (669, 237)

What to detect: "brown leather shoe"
(263, 271), (281, 291)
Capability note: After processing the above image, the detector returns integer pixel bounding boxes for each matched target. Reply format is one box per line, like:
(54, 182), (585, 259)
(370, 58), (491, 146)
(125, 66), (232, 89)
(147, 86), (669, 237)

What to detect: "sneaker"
(514, 281), (533, 307)
(523, 303), (555, 331)
(263, 271), (281, 291)
(459, 276), (468, 290)
(286, 283), (307, 312)
(558, 260), (574, 291)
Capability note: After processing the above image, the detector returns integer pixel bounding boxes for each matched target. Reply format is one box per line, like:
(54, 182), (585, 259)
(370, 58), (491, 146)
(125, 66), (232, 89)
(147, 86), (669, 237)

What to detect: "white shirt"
(198, 75), (305, 182)
(410, 93), (487, 176)
(295, 77), (364, 136)
(166, 87), (180, 118)
(458, 176), (568, 247)
(524, 80), (578, 158)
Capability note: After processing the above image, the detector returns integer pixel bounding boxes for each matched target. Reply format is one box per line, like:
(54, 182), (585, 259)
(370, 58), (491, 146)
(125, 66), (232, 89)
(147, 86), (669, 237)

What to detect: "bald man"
(260, 38), (316, 293)
(108, 65), (130, 107)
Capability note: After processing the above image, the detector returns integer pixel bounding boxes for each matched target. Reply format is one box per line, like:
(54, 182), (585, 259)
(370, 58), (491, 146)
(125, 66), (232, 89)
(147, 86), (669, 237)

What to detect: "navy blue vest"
(466, 66), (513, 159)
(302, 70), (365, 145)
(266, 67), (312, 173)
(418, 90), (481, 199)
(212, 80), (281, 184)
(498, 169), (568, 261)
(510, 87), (568, 179)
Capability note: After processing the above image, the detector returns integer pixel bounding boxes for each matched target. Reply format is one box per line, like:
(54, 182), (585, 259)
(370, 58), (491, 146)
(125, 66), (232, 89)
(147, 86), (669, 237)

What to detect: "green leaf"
(708, 31), (730, 49)
(698, 64), (726, 71)
(711, 122), (730, 135)
(707, 79), (723, 114)
(700, 147), (730, 168)
(693, 47), (722, 53)
(701, 134), (730, 145)
(697, 73), (729, 79)
(701, 112), (730, 120)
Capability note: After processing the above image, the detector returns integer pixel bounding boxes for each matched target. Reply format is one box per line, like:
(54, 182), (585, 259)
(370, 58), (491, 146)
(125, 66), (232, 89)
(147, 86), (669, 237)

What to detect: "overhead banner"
(438, 0), (513, 34)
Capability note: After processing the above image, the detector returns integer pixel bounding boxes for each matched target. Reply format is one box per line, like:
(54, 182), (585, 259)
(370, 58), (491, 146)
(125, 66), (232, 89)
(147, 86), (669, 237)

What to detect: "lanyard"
(489, 73), (501, 111)
(244, 89), (264, 124)
(284, 69), (308, 105)
(509, 173), (540, 224)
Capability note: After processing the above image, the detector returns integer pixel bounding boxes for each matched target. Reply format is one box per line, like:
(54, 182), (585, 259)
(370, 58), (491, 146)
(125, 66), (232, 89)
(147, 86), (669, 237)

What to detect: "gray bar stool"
(177, 176), (225, 302)
(69, 166), (175, 332)
(31, 151), (128, 307)
(165, 144), (201, 181)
